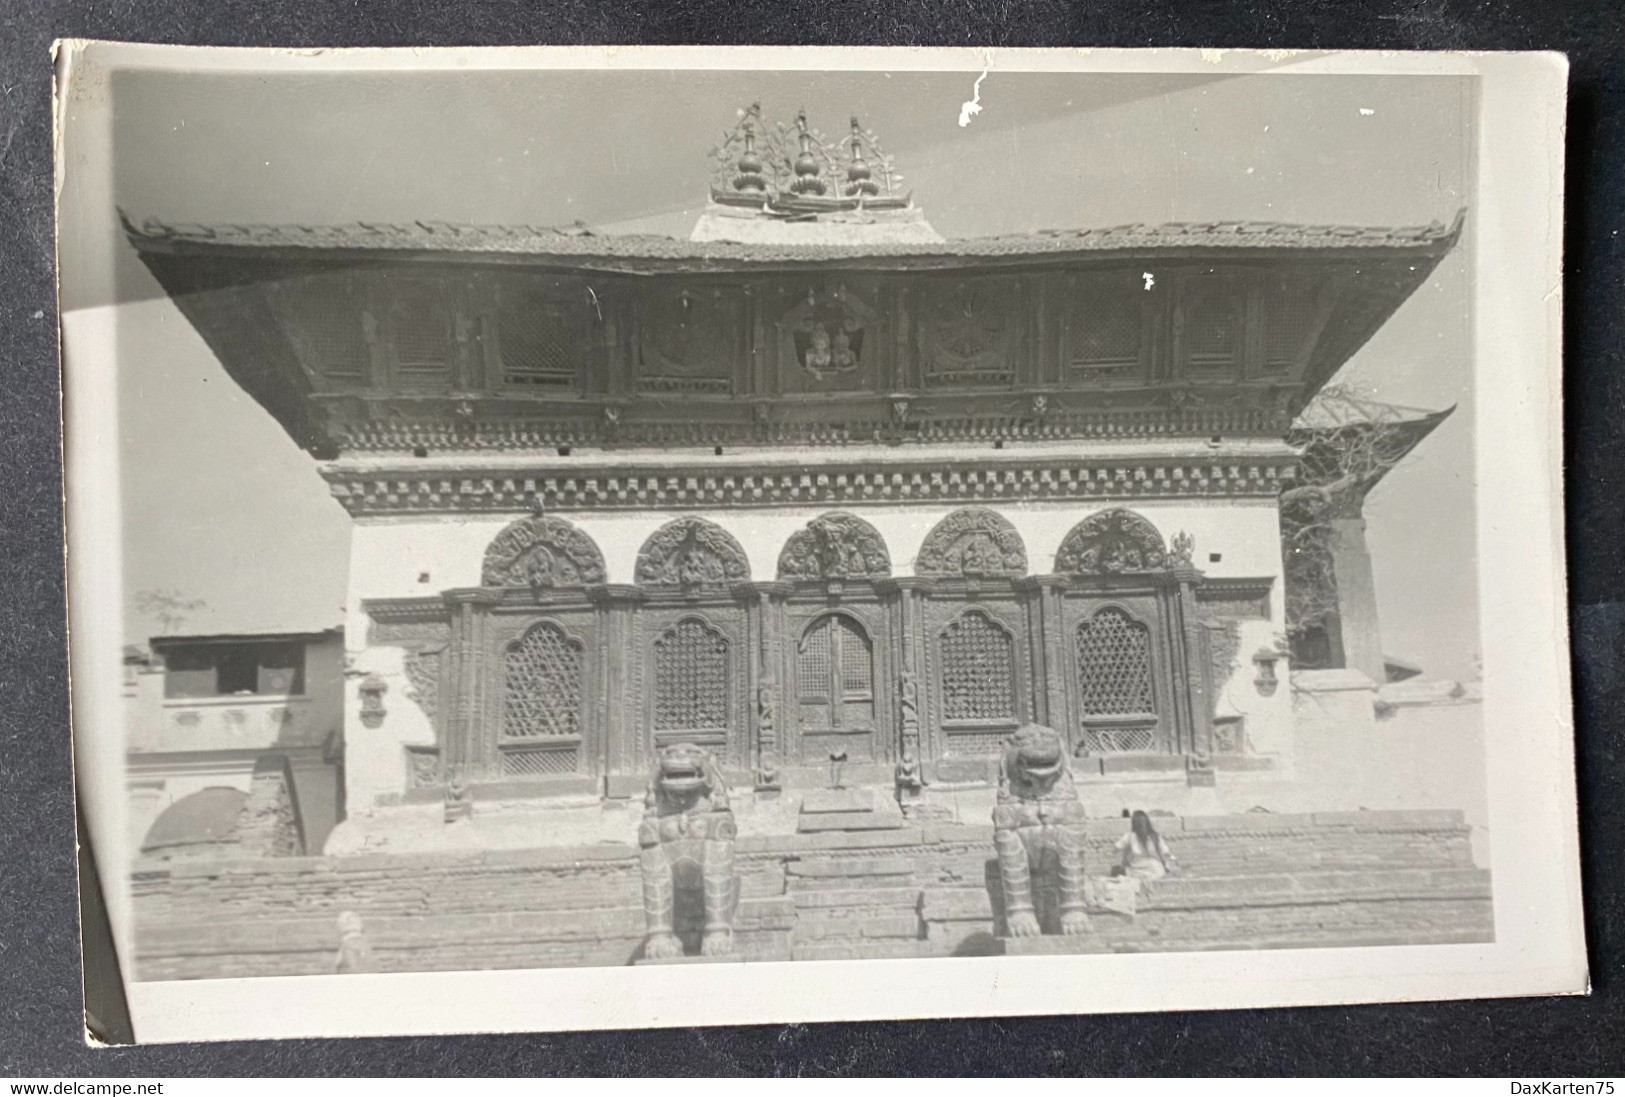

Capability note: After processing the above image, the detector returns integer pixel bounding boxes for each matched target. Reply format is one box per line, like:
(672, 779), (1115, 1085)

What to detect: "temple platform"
(132, 808), (1492, 980)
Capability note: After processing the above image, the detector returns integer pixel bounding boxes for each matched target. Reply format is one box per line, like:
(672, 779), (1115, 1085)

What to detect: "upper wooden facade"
(122, 107), (1462, 461)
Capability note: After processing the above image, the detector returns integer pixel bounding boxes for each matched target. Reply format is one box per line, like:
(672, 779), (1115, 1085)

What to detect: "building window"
(1076, 608), (1157, 753)
(161, 642), (305, 699)
(1263, 282), (1318, 374)
(1182, 277), (1243, 372)
(1068, 274), (1143, 381)
(287, 278), (368, 385)
(498, 281), (577, 390)
(797, 614), (875, 731)
(938, 610), (1017, 723)
(502, 622), (584, 739)
(653, 618), (730, 738)
(389, 281), (453, 389)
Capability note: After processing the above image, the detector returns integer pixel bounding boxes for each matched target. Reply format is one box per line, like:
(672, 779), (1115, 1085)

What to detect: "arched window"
(653, 618), (730, 738)
(1076, 608), (1157, 752)
(939, 611), (1017, 724)
(502, 622), (584, 740)
(797, 615), (875, 731)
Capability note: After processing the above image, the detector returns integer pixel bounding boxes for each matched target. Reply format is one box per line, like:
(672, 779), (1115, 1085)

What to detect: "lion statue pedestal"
(637, 743), (741, 961)
(991, 724), (1092, 938)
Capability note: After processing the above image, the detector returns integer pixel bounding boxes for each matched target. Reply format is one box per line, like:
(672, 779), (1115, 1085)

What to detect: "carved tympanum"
(1055, 509), (1168, 575)
(636, 517), (751, 590)
(916, 508), (1027, 579)
(481, 515), (606, 589)
(777, 512), (892, 581)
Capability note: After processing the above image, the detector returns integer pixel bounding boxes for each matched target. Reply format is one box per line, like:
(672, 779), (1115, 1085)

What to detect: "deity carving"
(780, 286), (877, 384)
(777, 512), (892, 581)
(755, 673), (781, 791)
(992, 724), (1091, 937)
(481, 515), (606, 590)
(638, 743), (740, 959)
(916, 508), (1028, 579)
(635, 517), (751, 591)
(1055, 509), (1169, 576)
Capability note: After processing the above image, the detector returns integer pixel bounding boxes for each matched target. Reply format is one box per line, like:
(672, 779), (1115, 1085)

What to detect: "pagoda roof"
(121, 208), (1466, 273)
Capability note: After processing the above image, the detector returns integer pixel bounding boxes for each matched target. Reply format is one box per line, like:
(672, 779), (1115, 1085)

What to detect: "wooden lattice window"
(390, 281), (453, 389)
(1076, 608), (1157, 753)
(502, 622), (583, 739)
(797, 615), (875, 731)
(1069, 274), (1144, 381)
(499, 282), (577, 390)
(939, 611), (1016, 723)
(1182, 277), (1243, 371)
(289, 279), (368, 384)
(653, 618), (729, 735)
(1263, 282), (1317, 374)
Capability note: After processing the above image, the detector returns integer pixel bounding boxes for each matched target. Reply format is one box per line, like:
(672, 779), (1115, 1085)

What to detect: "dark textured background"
(3, 0), (1621, 1076)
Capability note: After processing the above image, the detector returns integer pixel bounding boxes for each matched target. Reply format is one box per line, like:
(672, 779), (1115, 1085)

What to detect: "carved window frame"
(646, 611), (736, 755)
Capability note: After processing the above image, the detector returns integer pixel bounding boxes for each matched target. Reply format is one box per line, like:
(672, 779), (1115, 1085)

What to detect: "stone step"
(800, 788), (878, 814)
(791, 939), (940, 963)
(791, 913), (923, 942)
(790, 887), (922, 910)
(797, 811), (908, 834)
(786, 855), (917, 879)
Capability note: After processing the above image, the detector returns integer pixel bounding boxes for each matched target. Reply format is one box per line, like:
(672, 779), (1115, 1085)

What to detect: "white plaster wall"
(339, 643), (437, 824)
(342, 499), (1293, 800)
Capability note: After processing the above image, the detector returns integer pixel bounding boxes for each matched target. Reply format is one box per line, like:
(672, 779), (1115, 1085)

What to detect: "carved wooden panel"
(481, 515), (606, 590)
(919, 277), (1022, 388)
(777, 512), (891, 581)
(636, 287), (743, 395)
(916, 508), (1028, 579)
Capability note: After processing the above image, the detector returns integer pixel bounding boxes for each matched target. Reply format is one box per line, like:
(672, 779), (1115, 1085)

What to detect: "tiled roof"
(121, 209), (1466, 265)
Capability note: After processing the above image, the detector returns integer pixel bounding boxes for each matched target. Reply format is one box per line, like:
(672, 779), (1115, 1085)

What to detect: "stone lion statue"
(637, 742), (740, 960)
(992, 724), (1091, 937)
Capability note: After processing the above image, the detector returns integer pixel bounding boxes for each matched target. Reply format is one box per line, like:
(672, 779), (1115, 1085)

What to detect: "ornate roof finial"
(790, 109), (827, 197)
(731, 102), (768, 194)
(845, 116), (880, 199)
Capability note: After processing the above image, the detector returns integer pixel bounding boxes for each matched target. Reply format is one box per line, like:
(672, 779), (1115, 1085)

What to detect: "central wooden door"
(793, 612), (880, 765)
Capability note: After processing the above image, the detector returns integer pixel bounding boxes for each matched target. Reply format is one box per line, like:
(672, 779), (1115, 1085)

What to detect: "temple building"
(125, 105), (1464, 848)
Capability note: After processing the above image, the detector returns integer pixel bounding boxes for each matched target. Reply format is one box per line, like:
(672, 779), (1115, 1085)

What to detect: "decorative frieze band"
(323, 458), (1298, 516)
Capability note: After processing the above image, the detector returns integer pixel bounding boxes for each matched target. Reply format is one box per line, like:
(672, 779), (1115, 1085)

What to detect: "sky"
(101, 65), (1478, 676)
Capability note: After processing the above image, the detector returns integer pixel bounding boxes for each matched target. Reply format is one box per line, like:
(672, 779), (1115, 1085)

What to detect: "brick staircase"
(131, 809), (1492, 980)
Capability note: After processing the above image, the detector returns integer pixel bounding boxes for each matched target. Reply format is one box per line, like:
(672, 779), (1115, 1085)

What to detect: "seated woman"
(1113, 810), (1178, 881)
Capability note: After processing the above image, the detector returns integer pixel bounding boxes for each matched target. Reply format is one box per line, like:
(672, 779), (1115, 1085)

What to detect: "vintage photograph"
(57, 46), (1580, 1041)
